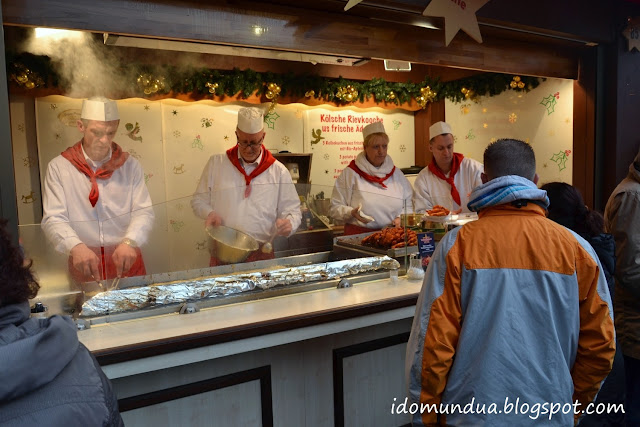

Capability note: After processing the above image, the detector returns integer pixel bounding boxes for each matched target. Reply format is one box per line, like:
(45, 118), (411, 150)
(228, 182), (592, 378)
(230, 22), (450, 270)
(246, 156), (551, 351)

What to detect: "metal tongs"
(91, 275), (106, 291)
(111, 276), (121, 291)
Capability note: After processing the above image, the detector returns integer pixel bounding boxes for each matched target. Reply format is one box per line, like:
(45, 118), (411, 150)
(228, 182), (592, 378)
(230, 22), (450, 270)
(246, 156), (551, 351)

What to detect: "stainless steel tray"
(333, 232), (418, 257)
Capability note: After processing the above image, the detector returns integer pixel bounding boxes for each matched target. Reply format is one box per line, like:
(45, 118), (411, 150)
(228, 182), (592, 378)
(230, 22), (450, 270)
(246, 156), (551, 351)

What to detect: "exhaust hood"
(103, 33), (370, 66)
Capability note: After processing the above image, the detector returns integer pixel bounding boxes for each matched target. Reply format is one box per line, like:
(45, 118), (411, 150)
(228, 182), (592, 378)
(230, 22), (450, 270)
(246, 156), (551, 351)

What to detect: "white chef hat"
(429, 121), (453, 140)
(362, 121), (386, 139)
(237, 107), (264, 134)
(81, 97), (119, 121)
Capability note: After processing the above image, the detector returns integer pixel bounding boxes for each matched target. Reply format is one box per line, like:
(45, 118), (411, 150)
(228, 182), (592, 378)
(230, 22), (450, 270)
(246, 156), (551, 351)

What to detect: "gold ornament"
(264, 82), (281, 100)
(335, 85), (358, 102)
(463, 88), (474, 99)
(10, 65), (44, 90)
(137, 73), (165, 95)
(305, 90), (315, 98)
(388, 91), (396, 100)
(416, 86), (436, 107)
(205, 82), (219, 94)
(511, 76), (525, 90)
(416, 95), (427, 109)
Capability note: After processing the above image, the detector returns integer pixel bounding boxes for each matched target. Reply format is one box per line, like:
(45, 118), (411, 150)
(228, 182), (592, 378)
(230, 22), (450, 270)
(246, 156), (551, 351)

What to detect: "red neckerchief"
(61, 141), (129, 207)
(428, 152), (464, 205)
(226, 145), (276, 198)
(347, 160), (395, 189)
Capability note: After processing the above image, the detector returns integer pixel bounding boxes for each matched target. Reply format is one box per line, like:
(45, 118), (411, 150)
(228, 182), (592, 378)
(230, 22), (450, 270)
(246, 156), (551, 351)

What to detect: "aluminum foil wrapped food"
(80, 256), (400, 316)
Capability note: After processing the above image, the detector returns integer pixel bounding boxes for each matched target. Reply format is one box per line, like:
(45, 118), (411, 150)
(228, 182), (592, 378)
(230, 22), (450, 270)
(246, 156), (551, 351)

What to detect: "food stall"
(2, 0), (639, 425)
(23, 180), (424, 426)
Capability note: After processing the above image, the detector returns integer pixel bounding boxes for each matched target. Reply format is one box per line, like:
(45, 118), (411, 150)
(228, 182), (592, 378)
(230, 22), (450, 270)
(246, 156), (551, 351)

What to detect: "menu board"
(303, 107), (415, 188)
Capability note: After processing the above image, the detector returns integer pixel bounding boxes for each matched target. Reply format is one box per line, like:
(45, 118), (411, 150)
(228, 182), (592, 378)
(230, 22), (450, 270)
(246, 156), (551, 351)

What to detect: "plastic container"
(389, 268), (399, 284)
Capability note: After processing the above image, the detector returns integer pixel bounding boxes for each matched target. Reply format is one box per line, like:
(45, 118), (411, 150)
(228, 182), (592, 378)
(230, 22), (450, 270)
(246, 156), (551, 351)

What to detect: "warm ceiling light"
(35, 28), (84, 40)
(252, 25), (268, 36)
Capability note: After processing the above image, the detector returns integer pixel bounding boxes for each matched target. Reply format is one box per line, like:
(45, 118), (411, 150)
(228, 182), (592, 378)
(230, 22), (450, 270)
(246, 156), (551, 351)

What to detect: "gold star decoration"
(422, 0), (490, 46)
(623, 18), (640, 52)
(343, 0), (365, 11)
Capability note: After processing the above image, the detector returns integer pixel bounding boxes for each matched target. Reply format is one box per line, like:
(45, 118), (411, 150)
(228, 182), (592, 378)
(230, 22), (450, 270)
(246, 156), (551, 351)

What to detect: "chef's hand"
(351, 206), (373, 224)
(392, 217), (402, 228)
(205, 211), (223, 227)
(112, 243), (138, 277)
(70, 243), (101, 281)
(276, 217), (292, 236)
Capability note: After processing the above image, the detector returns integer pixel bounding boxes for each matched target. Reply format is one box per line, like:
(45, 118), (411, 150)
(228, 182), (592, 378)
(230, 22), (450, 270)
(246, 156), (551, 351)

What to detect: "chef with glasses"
(191, 107), (301, 265)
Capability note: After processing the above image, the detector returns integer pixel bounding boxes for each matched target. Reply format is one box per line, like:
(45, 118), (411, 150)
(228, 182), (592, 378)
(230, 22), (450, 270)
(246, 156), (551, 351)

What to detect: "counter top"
(78, 276), (422, 377)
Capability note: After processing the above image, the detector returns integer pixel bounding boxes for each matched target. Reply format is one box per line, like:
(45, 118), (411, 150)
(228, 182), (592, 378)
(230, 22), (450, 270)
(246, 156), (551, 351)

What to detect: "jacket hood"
(467, 175), (549, 212)
(0, 302), (79, 401)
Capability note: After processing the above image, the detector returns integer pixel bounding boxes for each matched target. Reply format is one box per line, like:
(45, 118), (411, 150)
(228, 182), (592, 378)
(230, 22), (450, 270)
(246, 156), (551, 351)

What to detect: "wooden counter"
(80, 276), (422, 426)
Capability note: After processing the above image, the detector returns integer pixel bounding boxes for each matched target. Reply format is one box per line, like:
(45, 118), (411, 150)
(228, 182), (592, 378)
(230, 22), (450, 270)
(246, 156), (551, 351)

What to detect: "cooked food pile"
(361, 227), (418, 249)
(426, 205), (450, 216)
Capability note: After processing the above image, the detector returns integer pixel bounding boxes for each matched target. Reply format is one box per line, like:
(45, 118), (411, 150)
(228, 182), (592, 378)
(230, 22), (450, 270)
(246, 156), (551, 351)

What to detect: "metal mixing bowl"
(205, 225), (259, 263)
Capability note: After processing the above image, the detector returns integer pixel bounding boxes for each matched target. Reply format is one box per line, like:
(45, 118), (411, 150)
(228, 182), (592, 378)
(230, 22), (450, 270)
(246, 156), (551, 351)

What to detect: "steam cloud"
(23, 30), (138, 98)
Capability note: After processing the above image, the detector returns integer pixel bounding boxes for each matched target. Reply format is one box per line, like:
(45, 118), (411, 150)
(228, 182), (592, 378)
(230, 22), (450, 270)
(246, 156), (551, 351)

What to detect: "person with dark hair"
(0, 219), (123, 426)
(604, 146), (640, 427)
(542, 181), (625, 426)
(406, 139), (615, 426)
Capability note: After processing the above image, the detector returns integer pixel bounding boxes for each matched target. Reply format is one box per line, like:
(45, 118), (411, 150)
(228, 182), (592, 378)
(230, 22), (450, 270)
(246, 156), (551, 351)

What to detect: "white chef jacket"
(190, 150), (302, 243)
(41, 145), (155, 254)
(413, 157), (483, 213)
(329, 152), (414, 229)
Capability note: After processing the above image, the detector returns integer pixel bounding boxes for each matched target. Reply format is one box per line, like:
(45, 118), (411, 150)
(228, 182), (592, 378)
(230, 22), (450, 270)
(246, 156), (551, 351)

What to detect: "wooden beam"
(2, 0), (581, 79)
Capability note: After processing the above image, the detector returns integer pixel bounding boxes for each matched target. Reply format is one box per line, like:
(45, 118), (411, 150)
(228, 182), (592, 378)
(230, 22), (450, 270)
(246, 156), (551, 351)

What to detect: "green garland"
(6, 52), (542, 106)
